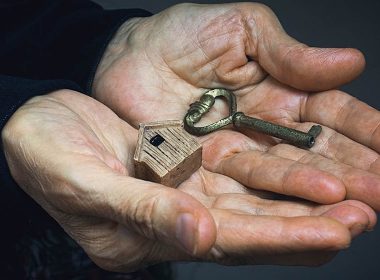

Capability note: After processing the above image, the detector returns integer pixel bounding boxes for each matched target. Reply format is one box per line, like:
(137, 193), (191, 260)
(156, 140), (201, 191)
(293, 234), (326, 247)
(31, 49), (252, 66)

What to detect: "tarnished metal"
(184, 88), (237, 135)
(184, 89), (322, 148)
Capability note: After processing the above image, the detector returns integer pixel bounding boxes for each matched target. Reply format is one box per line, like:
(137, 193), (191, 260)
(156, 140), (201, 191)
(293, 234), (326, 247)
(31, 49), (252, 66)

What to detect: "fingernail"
(176, 213), (197, 255)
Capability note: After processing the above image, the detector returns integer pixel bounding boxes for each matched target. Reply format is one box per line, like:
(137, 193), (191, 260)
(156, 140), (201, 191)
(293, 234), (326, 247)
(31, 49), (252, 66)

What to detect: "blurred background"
(93, 0), (380, 279)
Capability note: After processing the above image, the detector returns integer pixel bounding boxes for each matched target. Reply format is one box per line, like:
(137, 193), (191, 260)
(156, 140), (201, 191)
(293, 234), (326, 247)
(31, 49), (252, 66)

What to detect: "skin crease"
(1, 2), (378, 274)
(93, 3), (380, 211)
(2, 90), (375, 273)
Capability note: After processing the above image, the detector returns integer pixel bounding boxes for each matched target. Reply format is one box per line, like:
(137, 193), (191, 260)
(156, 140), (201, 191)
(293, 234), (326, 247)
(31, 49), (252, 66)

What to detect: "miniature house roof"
(134, 120), (202, 180)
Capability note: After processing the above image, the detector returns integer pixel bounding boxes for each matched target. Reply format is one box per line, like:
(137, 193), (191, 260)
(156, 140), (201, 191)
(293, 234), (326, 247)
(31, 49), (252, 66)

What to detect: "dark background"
(94, 1), (380, 279)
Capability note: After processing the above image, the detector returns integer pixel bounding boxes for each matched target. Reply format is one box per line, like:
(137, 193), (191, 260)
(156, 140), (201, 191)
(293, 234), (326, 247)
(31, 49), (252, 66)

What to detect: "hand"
(92, 3), (380, 210)
(2, 91), (375, 271)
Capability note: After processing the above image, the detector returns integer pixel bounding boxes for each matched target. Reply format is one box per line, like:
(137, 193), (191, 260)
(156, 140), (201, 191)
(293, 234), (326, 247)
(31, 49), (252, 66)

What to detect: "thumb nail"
(176, 213), (197, 255)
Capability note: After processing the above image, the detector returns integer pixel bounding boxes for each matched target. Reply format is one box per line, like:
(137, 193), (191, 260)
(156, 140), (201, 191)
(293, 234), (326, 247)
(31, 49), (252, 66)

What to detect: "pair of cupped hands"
(2, 3), (380, 272)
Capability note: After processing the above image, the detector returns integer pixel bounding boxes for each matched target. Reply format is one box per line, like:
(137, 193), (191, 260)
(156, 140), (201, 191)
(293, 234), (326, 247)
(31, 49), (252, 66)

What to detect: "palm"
(6, 91), (375, 270)
(90, 60), (378, 267)
(93, 2), (380, 211)
(232, 76), (380, 210)
(4, 3), (378, 271)
(59, 105), (373, 267)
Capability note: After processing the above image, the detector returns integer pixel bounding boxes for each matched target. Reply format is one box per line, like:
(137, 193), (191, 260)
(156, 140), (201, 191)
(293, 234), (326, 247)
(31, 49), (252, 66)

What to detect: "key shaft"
(233, 112), (322, 148)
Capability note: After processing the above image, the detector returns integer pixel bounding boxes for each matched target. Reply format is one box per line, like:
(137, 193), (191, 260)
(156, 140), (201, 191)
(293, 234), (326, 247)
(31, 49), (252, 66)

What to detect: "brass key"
(184, 89), (322, 148)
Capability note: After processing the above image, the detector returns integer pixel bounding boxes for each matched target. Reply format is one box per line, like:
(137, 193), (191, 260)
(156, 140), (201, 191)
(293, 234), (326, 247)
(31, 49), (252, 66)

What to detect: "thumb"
(77, 164), (216, 257)
(250, 6), (365, 91)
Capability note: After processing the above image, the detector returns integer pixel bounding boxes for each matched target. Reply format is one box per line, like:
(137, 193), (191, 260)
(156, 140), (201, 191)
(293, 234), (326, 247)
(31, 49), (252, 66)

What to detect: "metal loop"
(184, 89), (237, 136)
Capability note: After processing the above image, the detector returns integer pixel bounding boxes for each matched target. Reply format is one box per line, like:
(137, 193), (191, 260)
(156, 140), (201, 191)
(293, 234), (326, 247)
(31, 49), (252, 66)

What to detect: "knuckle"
(330, 90), (357, 128)
(1, 109), (37, 182)
(240, 3), (277, 24)
(2, 95), (52, 144)
(202, 130), (251, 171)
(2, 110), (30, 144)
(131, 193), (161, 239)
(311, 219), (351, 250)
(170, 2), (193, 10)
(251, 3), (274, 15)
(279, 44), (308, 73)
(161, 3), (195, 19)
(329, 231), (351, 250)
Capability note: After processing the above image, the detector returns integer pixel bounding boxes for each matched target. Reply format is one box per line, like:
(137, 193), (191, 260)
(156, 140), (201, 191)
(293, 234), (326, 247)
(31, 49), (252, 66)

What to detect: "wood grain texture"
(134, 120), (202, 188)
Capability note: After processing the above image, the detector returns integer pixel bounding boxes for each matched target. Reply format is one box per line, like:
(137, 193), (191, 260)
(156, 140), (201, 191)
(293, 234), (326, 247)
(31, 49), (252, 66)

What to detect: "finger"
(243, 4), (365, 91)
(214, 149), (346, 204)
(180, 167), (277, 203)
(312, 201), (376, 234)
(205, 54), (268, 89)
(209, 192), (374, 235)
(290, 121), (380, 176)
(169, 18), (268, 89)
(219, 60), (268, 90)
(302, 90), (380, 153)
(62, 160), (217, 258)
(314, 123), (379, 170)
(314, 205), (369, 238)
(201, 129), (380, 210)
(207, 209), (351, 265)
(182, 165), (376, 233)
(269, 143), (380, 210)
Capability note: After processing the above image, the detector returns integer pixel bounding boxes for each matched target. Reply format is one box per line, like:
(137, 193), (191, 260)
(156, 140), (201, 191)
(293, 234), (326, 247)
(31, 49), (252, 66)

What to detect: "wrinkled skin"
(93, 3), (380, 211)
(2, 2), (379, 274)
(2, 91), (375, 273)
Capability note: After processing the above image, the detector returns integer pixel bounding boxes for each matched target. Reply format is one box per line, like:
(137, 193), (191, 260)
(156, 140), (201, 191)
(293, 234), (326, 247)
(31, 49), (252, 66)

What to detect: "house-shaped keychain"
(134, 120), (202, 188)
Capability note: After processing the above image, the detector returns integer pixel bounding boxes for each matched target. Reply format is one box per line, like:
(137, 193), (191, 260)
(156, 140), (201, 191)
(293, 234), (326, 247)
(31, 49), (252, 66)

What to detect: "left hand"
(3, 91), (373, 269)
(92, 3), (380, 210)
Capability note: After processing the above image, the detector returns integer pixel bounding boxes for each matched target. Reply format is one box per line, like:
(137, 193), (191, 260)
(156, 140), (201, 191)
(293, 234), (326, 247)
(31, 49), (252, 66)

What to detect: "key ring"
(184, 88), (236, 136)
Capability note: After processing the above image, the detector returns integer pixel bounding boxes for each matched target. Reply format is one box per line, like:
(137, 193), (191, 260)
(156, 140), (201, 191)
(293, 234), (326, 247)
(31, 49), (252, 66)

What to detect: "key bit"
(184, 89), (322, 148)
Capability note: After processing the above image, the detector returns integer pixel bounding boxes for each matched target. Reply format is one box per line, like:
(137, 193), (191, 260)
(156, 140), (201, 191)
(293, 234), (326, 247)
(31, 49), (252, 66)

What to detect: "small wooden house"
(133, 120), (202, 188)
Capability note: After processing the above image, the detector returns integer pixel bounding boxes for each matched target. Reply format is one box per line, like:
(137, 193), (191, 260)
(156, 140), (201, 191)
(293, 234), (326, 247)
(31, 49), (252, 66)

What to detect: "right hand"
(92, 2), (380, 212)
(2, 90), (375, 272)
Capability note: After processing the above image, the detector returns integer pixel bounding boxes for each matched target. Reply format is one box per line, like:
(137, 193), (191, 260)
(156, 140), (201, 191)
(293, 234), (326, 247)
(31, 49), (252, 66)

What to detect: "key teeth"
(308, 125), (322, 138)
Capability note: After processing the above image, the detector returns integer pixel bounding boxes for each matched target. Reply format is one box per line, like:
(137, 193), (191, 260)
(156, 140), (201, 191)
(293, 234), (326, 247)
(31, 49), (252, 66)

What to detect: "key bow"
(184, 88), (237, 135)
